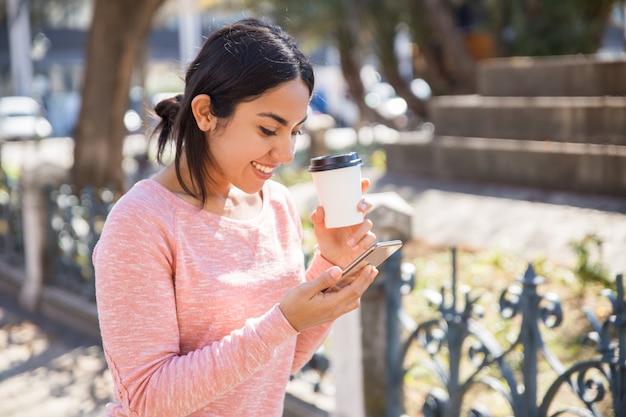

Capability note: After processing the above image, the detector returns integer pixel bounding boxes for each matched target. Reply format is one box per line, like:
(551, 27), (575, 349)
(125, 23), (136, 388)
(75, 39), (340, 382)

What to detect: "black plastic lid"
(308, 152), (362, 172)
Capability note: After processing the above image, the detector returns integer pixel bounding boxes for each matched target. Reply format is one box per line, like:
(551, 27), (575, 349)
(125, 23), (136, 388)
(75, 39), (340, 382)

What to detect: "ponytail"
(153, 94), (183, 165)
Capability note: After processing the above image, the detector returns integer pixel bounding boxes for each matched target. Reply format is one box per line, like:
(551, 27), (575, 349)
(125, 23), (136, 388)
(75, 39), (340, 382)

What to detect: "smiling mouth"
(251, 161), (274, 174)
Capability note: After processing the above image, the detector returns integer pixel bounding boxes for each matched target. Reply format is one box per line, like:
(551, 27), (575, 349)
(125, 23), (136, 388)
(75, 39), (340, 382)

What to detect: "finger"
(361, 178), (371, 193)
(325, 265), (367, 295)
(310, 205), (325, 228)
(335, 269), (359, 288)
(348, 219), (375, 249)
(357, 197), (373, 214)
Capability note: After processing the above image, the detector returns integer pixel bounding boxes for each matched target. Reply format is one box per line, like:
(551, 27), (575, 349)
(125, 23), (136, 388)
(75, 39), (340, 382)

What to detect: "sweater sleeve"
(275, 184), (337, 374)
(289, 251), (335, 374)
(94, 198), (298, 417)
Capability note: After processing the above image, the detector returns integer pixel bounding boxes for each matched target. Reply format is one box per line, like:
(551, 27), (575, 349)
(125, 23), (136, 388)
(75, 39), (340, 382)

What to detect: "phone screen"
(341, 240), (403, 279)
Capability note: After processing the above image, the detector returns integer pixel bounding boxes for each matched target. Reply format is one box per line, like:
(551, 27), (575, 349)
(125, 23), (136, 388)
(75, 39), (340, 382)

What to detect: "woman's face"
(207, 79), (310, 195)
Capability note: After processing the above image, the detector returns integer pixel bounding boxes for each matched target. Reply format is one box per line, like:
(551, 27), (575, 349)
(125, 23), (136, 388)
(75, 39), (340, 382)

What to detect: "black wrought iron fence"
(397, 248), (625, 417)
(0, 169), (24, 264)
(46, 184), (114, 300)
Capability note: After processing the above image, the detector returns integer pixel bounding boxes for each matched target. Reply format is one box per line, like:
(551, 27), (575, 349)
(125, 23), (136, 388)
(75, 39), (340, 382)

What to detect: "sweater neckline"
(139, 179), (270, 225)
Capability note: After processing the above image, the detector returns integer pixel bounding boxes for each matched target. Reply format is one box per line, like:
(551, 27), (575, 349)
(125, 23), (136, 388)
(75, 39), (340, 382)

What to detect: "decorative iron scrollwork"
(403, 249), (624, 417)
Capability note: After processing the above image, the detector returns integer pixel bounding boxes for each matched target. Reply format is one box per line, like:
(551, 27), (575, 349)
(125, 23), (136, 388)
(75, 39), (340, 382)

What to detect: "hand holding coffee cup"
(309, 152), (364, 228)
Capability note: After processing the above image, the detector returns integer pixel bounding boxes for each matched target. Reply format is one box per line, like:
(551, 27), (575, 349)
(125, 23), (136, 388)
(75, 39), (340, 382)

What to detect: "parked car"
(0, 96), (53, 141)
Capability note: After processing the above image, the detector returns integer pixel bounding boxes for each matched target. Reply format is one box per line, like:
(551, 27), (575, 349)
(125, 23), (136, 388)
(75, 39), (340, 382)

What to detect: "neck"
(152, 162), (263, 219)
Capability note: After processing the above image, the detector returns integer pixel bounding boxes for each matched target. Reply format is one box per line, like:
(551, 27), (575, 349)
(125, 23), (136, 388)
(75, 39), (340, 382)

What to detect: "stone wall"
(383, 54), (626, 195)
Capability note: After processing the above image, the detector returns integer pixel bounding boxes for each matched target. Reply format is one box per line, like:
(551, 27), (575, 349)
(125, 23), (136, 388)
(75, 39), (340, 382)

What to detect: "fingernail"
(347, 237), (356, 246)
(358, 201), (367, 211)
(330, 267), (341, 278)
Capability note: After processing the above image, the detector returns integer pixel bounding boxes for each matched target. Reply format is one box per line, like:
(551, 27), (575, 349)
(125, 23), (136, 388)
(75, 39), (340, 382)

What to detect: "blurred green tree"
(485, 0), (617, 56)
(363, 0), (428, 122)
(242, 0), (391, 126)
(408, 0), (479, 95)
(244, 0), (482, 124)
(71, 0), (167, 193)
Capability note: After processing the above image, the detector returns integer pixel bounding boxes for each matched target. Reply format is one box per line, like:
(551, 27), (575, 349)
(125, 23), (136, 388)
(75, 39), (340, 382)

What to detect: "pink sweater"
(94, 179), (333, 417)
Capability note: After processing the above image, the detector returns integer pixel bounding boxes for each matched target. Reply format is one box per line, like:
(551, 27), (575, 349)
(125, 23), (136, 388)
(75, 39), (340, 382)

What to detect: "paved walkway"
(2, 173), (626, 417)
(377, 173), (626, 275)
(0, 290), (111, 417)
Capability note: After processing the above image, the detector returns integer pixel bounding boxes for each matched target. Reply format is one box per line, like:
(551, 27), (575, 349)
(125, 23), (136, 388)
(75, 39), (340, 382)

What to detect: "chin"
(240, 182), (266, 195)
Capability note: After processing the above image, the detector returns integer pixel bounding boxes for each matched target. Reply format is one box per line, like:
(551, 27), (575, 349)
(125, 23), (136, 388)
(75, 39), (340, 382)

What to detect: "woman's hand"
(279, 264), (378, 332)
(311, 178), (377, 268)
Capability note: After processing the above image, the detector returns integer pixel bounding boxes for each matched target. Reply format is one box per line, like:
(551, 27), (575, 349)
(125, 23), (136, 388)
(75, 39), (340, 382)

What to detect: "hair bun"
(155, 95), (183, 123)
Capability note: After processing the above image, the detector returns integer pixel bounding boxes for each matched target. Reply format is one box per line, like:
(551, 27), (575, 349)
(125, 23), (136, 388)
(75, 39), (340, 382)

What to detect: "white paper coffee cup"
(309, 152), (363, 228)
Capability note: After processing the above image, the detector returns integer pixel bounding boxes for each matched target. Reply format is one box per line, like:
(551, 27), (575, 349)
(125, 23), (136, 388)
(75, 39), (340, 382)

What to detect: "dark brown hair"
(153, 18), (314, 205)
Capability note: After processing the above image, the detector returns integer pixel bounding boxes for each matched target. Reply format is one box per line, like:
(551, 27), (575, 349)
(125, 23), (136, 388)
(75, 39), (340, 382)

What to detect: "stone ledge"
(478, 54), (626, 97)
(0, 259), (24, 296)
(39, 286), (100, 339)
(0, 260), (101, 339)
(429, 95), (626, 144)
(283, 393), (330, 417)
(383, 134), (626, 195)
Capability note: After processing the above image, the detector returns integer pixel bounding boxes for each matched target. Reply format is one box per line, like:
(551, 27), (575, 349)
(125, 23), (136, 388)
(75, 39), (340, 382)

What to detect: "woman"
(94, 18), (377, 417)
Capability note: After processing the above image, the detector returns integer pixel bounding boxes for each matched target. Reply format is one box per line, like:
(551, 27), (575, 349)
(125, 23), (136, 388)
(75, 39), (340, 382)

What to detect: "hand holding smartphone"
(334, 240), (403, 289)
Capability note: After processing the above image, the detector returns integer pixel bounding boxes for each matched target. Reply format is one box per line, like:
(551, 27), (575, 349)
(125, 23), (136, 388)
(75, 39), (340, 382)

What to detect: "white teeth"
(252, 162), (273, 174)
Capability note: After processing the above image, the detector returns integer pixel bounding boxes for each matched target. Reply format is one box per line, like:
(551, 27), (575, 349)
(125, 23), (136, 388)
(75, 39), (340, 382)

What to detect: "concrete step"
(429, 95), (626, 145)
(478, 54), (626, 97)
(382, 133), (626, 195)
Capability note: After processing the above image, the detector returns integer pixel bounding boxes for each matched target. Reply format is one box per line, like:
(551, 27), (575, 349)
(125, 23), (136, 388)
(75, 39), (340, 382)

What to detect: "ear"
(191, 94), (215, 132)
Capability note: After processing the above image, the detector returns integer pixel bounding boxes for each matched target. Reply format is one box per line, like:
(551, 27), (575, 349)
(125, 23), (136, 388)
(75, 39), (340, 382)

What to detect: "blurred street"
(0, 135), (151, 174)
(1, 137), (74, 171)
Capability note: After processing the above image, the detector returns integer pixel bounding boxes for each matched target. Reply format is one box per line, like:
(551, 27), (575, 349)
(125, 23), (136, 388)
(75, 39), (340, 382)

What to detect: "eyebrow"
(257, 112), (308, 126)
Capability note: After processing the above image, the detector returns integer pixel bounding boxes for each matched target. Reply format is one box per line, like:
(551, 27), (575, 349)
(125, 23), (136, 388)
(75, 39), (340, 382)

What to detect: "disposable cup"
(308, 152), (363, 228)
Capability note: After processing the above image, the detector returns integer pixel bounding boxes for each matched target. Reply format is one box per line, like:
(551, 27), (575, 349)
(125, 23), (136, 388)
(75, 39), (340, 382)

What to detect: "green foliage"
(369, 149), (387, 171)
(485, 0), (617, 56)
(240, 0), (343, 55)
(569, 233), (612, 288)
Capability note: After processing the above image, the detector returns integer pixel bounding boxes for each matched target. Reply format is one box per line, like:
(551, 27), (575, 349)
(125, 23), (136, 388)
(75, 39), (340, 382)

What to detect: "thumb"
(310, 266), (342, 293)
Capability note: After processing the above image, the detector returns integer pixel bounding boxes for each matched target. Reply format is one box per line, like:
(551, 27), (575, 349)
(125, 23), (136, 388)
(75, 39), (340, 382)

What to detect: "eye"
(292, 130), (303, 137)
(260, 126), (277, 136)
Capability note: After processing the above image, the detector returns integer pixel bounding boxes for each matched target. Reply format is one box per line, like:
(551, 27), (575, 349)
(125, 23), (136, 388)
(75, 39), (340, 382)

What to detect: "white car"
(0, 96), (53, 141)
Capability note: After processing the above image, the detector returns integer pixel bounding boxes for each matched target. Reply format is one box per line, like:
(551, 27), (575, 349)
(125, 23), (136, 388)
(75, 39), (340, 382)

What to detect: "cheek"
(214, 130), (261, 164)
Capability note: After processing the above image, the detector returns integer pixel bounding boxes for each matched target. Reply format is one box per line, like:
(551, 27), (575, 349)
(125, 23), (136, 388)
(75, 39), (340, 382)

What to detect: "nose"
(271, 134), (296, 164)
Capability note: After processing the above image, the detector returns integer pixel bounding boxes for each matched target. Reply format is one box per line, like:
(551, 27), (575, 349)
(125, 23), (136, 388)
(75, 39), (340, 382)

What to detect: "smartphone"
(335, 240), (403, 288)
